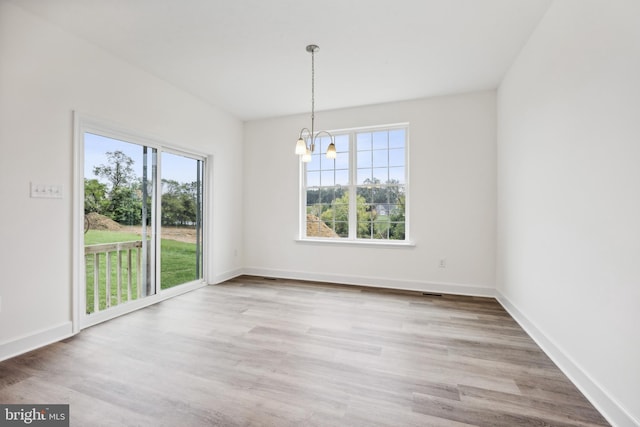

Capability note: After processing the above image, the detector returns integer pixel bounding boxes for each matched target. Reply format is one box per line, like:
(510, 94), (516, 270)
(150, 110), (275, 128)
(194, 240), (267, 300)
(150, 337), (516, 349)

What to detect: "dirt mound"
(86, 212), (123, 231)
(306, 214), (339, 238)
(159, 227), (197, 244)
(120, 225), (197, 244)
(85, 213), (197, 244)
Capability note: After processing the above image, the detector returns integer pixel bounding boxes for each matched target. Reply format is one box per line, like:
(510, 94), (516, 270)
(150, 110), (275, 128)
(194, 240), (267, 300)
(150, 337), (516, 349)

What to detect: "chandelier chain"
(295, 44), (336, 162)
(311, 47), (315, 137)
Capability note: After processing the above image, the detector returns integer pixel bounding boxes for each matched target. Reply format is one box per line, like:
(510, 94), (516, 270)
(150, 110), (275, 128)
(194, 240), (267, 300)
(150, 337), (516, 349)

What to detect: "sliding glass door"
(160, 152), (204, 290)
(84, 134), (157, 314)
(81, 130), (205, 322)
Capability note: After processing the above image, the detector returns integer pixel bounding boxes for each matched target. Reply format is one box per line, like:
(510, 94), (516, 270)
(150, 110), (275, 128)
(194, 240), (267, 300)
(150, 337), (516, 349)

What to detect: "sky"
(84, 133), (201, 186)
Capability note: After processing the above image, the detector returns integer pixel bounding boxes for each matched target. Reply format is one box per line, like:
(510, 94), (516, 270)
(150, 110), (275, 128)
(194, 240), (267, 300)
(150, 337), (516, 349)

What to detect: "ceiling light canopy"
(295, 45), (336, 162)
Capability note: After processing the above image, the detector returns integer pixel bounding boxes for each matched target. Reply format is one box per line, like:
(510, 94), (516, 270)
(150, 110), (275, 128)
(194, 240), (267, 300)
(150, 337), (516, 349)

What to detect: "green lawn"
(160, 238), (199, 290)
(84, 230), (198, 313)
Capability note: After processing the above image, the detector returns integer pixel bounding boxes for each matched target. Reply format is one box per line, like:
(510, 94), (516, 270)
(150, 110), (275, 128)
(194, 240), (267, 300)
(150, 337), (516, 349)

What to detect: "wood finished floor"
(0, 276), (609, 426)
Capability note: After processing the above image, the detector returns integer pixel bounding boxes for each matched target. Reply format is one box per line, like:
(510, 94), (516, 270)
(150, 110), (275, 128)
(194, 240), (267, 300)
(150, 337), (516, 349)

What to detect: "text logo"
(0, 405), (69, 426)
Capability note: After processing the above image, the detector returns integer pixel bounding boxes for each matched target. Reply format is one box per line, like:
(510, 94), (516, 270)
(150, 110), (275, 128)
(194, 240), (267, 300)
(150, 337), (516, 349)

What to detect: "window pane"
(387, 188), (404, 205)
(389, 129), (405, 149)
(335, 153), (349, 170)
(357, 186), (373, 203)
(388, 192), (405, 240)
(372, 167), (388, 183)
(377, 203), (391, 217)
(389, 148), (404, 167)
(307, 187), (348, 239)
(160, 152), (204, 290)
(357, 132), (372, 151)
(389, 167), (405, 184)
(364, 206), (377, 221)
(357, 168), (372, 184)
(357, 150), (372, 168)
(335, 134), (349, 152)
(334, 222), (349, 238)
(318, 135), (332, 152)
(306, 202), (326, 218)
(307, 171), (320, 187)
(84, 134), (158, 312)
(357, 222), (372, 239)
(374, 215), (390, 239)
(307, 153), (321, 171)
(372, 150), (388, 168)
(389, 203), (405, 216)
(306, 189), (320, 205)
(372, 131), (388, 150)
(371, 187), (389, 204)
(321, 170), (334, 186)
(389, 222), (405, 240)
(320, 158), (335, 171)
(335, 169), (349, 186)
(333, 202), (348, 214)
(318, 188), (330, 204)
(306, 217), (326, 237)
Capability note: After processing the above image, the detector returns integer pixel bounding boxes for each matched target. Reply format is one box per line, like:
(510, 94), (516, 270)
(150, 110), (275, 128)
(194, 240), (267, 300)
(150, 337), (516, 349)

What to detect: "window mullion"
(349, 131), (357, 240)
(300, 159), (306, 238)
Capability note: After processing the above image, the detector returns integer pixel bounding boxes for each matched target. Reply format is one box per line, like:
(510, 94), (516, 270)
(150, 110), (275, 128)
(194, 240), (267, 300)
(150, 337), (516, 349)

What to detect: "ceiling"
(9, 0), (552, 121)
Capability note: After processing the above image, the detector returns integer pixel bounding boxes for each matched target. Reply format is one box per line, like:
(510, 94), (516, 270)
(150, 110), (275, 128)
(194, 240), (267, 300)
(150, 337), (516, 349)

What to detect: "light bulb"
(302, 148), (312, 163)
(295, 138), (307, 155)
(326, 142), (337, 159)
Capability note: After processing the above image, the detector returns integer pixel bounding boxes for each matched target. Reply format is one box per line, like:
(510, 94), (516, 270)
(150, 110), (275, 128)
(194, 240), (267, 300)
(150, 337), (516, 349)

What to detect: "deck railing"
(84, 240), (144, 313)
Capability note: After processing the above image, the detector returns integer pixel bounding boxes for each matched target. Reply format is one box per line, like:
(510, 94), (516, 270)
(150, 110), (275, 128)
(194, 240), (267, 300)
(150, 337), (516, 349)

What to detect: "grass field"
(84, 230), (198, 313)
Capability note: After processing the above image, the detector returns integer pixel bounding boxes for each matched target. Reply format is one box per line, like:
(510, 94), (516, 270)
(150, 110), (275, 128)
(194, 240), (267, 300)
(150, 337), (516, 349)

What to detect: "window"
(302, 125), (408, 242)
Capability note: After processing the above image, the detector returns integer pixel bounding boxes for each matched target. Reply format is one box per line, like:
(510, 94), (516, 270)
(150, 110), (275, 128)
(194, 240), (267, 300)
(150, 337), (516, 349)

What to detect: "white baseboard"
(242, 267), (496, 297)
(496, 292), (638, 427)
(211, 268), (244, 284)
(0, 322), (74, 363)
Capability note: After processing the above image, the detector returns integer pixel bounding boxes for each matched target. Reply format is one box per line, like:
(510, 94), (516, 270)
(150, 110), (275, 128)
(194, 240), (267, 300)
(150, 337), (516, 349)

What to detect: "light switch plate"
(30, 182), (63, 199)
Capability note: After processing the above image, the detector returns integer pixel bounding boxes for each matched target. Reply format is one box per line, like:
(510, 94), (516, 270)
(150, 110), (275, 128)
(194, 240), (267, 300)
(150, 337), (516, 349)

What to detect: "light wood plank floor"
(0, 276), (609, 426)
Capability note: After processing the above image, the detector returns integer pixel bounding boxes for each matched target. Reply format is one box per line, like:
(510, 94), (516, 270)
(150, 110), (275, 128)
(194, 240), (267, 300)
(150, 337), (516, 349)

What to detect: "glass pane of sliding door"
(84, 133), (157, 314)
(160, 152), (204, 289)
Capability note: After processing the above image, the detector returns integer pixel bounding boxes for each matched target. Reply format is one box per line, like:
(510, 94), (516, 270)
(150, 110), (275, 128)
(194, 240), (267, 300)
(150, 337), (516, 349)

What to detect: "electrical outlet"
(439, 258), (447, 268)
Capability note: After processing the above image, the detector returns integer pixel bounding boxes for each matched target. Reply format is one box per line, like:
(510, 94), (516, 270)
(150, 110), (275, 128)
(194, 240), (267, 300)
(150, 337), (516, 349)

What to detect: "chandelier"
(294, 44), (336, 162)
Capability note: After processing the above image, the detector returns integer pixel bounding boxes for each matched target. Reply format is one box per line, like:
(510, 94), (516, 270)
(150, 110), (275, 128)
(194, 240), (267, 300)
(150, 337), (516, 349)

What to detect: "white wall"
(0, 2), (243, 354)
(497, 1), (640, 425)
(244, 92), (496, 295)
(2, 0), (635, 423)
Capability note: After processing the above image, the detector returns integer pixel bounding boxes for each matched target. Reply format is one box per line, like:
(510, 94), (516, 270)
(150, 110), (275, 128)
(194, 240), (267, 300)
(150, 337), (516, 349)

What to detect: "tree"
(161, 179), (199, 226)
(84, 179), (108, 214)
(389, 194), (406, 240)
(92, 150), (142, 224)
(320, 192), (370, 238)
(357, 178), (405, 239)
(93, 151), (136, 191)
(109, 186), (142, 224)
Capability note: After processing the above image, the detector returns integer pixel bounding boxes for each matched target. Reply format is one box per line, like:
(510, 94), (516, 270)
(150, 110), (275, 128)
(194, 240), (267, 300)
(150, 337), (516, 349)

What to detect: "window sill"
(295, 238), (415, 248)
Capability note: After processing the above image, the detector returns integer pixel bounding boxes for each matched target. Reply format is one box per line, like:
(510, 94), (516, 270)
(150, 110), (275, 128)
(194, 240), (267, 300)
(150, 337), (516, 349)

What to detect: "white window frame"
(298, 123), (413, 247)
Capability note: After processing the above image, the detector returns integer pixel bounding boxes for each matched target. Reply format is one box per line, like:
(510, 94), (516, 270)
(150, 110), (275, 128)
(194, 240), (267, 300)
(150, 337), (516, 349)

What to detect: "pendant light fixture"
(295, 44), (336, 162)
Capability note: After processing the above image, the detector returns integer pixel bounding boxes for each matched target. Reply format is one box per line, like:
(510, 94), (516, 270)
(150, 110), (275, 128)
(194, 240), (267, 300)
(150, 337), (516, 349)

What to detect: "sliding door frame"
(72, 112), (210, 332)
